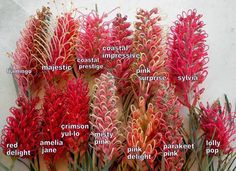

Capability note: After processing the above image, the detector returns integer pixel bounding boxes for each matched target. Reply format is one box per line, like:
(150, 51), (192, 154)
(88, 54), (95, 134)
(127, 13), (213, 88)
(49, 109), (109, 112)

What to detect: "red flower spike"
(105, 13), (134, 96)
(0, 97), (41, 159)
(44, 13), (79, 84)
(131, 8), (167, 101)
(200, 101), (236, 154)
(77, 11), (111, 75)
(41, 86), (67, 164)
(90, 72), (123, 166)
(167, 9), (209, 107)
(63, 78), (90, 157)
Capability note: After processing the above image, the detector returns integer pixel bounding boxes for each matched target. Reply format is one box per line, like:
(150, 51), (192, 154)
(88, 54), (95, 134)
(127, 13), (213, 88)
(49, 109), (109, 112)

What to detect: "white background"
(0, 0), (236, 170)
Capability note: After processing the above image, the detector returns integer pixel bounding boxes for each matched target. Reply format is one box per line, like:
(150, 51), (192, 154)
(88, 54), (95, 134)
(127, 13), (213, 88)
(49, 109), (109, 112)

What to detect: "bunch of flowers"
(63, 78), (90, 158)
(1, 3), (236, 171)
(108, 13), (133, 96)
(76, 10), (111, 75)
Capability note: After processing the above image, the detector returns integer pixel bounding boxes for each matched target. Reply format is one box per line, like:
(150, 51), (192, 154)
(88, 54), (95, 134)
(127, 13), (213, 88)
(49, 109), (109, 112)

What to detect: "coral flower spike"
(167, 9), (209, 107)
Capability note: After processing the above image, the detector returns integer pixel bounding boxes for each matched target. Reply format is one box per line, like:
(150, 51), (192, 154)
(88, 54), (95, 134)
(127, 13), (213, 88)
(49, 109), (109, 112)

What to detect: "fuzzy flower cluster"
(77, 11), (111, 75)
(125, 97), (164, 170)
(154, 84), (185, 170)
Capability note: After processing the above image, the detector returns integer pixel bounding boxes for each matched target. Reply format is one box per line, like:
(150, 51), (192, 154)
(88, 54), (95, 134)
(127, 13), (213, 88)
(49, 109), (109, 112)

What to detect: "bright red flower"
(167, 9), (209, 107)
(63, 78), (90, 157)
(200, 101), (236, 154)
(0, 97), (41, 159)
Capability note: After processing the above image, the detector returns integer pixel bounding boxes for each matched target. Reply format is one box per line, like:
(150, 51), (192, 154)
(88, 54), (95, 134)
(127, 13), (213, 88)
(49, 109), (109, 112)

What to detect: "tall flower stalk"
(40, 12), (79, 86)
(76, 10), (111, 76)
(41, 86), (67, 171)
(108, 13), (133, 96)
(124, 97), (165, 170)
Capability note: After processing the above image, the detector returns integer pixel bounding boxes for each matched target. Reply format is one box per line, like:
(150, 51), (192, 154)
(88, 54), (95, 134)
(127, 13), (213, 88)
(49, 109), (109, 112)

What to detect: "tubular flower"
(77, 11), (111, 75)
(43, 13), (79, 84)
(167, 9), (209, 107)
(41, 86), (67, 164)
(199, 101), (236, 154)
(125, 97), (166, 170)
(0, 97), (40, 159)
(12, 6), (51, 95)
(131, 8), (167, 101)
(63, 78), (90, 157)
(90, 72), (122, 166)
(154, 83), (185, 170)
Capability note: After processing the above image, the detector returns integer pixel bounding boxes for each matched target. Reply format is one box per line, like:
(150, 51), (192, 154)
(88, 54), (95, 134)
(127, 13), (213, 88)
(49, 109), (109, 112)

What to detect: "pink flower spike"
(167, 9), (209, 107)
(90, 72), (123, 166)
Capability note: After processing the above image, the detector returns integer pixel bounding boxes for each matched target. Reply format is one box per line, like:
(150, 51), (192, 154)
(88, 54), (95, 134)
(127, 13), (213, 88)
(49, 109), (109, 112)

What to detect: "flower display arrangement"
(0, 3), (235, 171)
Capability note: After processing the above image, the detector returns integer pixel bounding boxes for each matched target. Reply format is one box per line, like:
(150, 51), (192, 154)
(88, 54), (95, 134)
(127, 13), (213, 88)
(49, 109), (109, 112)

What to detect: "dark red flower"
(63, 78), (90, 157)
(167, 9), (209, 107)
(1, 97), (41, 159)
(200, 101), (236, 154)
